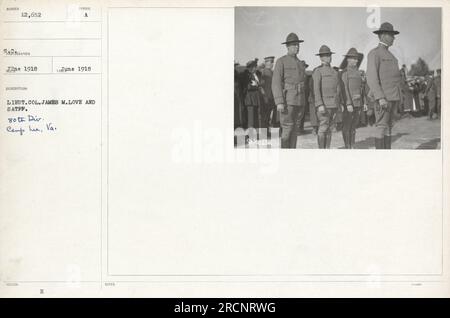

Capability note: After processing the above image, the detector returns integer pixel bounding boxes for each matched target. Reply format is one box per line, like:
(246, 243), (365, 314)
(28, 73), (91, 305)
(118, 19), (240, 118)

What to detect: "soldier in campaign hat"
(366, 22), (402, 149)
(341, 48), (365, 148)
(272, 33), (307, 148)
(312, 45), (342, 148)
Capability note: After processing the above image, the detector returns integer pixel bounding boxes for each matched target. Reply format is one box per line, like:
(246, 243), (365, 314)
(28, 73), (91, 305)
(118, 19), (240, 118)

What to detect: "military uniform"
(341, 48), (365, 148)
(272, 33), (306, 148)
(312, 45), (341, 149)
(366, 22), (402, 149)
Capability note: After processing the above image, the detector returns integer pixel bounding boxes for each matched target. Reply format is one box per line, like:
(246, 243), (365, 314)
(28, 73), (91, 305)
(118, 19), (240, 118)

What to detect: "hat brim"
(339, 53), (364, 69)
(373, 30), (399, 35)
(282, 40), (304, 44)
(316, 52), (335, 56)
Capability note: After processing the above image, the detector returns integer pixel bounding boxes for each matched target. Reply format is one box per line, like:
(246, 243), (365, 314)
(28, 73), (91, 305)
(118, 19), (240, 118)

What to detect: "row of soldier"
(234, 22), (441, 149)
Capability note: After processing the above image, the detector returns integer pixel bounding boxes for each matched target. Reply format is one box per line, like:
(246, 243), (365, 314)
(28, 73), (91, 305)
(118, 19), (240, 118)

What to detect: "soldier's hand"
(347, 105), (354, 113)
(277, 104), (285, 112)
(379, 98), (388, 109)
(363, 104), (368, 111)
(317, 105), (326, 114)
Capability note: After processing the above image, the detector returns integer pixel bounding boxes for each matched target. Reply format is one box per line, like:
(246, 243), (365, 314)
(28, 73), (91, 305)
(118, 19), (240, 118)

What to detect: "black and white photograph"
(234, 7), (442, 149)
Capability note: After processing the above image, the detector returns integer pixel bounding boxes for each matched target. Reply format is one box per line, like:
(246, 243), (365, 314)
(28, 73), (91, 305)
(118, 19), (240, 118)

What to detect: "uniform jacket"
(342, 67), (365, 107)
(272, 54), (306, 106)
(366, 43), (402, 101)
(312, 64), (342, 108)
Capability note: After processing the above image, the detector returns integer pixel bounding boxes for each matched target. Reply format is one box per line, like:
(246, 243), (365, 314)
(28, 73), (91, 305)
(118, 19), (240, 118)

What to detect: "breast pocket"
(380, 58), (396, 76)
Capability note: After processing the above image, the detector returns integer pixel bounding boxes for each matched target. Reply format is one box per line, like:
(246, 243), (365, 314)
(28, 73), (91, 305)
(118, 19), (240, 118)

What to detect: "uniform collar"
(379, 42), (390, 49)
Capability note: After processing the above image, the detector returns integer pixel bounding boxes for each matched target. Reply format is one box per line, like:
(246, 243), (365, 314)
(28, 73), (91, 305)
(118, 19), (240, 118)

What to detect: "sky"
(235, 7), (441, 72)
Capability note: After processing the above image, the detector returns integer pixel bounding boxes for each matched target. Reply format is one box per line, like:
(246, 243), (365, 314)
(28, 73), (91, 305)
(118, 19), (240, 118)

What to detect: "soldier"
(312, 45), (342, 149)
(366, 22), (402, 149)
(260, 56), (277, 128)
(435, 69), (441, 119)
(341, 48), (365, 149)
(272, 33), (307, 148)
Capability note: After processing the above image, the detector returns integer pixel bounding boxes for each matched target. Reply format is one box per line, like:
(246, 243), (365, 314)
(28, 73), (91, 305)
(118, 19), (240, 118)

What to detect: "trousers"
(374, 100), (399, 138)
(317, 108), (337, 149)
(342, 107), (361, 148)
(279, 105), (305, 148)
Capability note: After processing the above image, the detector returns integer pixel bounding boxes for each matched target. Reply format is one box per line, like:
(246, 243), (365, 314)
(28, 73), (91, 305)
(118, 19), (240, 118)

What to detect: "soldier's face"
(265, 60), (273, 70)
(287, 43), (299, 55)
(347, 58), (358, 67)
(320, 55), (331, 64)
(381, 33), (395, 46)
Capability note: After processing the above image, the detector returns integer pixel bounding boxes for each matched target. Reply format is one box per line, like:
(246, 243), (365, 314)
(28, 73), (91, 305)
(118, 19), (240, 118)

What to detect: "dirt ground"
(238, 114), (441, 149)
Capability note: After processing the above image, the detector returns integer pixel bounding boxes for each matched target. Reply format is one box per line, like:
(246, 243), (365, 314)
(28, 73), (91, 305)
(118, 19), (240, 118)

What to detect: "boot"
(384, 135), (391, 149)
(326, 132), (332, 149)
(351, 131), (356, 149)
(318, 134), (326, 149)
(342, 131), (350, 149)
(375, 137), (384, 149)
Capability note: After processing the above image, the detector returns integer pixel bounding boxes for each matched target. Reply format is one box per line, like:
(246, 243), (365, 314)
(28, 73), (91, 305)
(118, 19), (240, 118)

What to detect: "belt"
(284, 82), (304, 92)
